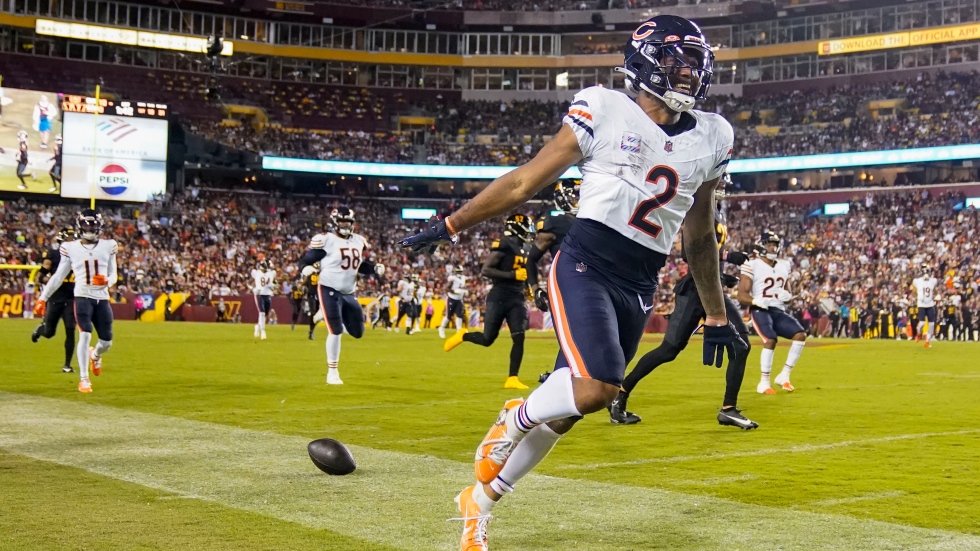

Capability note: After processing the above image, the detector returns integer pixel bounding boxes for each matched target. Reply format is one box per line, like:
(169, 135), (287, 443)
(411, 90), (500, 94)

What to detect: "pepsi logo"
(98, 164), (130, 196)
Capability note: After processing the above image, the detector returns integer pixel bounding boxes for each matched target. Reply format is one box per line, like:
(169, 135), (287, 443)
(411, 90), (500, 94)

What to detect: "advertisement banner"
(60, 111), (168, 201)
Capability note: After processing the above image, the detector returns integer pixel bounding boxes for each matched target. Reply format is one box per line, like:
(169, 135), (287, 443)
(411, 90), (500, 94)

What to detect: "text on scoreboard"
(60, 94), (168, 118)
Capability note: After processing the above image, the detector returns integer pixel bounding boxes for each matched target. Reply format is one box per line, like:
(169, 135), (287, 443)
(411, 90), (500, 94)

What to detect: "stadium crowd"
(189, 71), (980, 164)
(2, 187), (978, 339)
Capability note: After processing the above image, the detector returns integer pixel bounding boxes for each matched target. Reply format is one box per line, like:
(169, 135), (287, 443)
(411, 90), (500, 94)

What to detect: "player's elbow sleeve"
(300, 249), (326, 266)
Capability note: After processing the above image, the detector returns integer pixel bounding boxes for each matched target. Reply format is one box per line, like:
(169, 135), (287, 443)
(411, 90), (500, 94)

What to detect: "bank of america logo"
(97, 118), (138, 142)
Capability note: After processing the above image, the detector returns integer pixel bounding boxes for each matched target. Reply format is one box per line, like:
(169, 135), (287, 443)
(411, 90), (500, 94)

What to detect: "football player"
(412, 276), (428, 333)
(438, 265), (468, 339)
(400, 15), (743, 550)
(738, 231), (807, 394)
(444, 214), (534, 390)
(30, 227), (77, 373)
(251, 260), (276, 340)
(34, 210), (118, 393)
(526, 181), (579, 312)
(911, 264), (939, 348)
(298, 207), (383, 385)
(48, 134), (62, 193)
(15, 141), (30, 190)
(614, 177), (757, 429)
(393, 274), (420, 334)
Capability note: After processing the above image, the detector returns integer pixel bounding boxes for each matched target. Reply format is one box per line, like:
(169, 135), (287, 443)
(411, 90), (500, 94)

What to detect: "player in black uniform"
(15, 141), (30, 190)
(49, 134), (62, 193)
(305, 264), (321, 339)
(611, 178), (756, 429)
(527, 181), (578, 312)
(290, 276), (305, 330)
(30, 227), (77, 373)
(444, 213), (534, 390)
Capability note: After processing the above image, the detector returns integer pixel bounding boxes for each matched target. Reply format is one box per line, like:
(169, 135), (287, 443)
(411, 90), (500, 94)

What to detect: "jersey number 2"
(629, 166), (679, 239)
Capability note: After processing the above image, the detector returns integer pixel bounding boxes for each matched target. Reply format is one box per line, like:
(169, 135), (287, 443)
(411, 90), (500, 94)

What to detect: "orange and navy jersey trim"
(547, 251), (592, 379)
(565, 99), (594, 138)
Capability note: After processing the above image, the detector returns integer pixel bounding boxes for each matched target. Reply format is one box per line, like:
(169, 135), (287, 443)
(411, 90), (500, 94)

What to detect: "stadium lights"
(262, 143), (980, 179)
(35, 19), (234, 56)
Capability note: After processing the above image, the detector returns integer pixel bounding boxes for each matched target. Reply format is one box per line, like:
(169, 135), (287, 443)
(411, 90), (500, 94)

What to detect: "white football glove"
(777, 289), (794, 303)
(375, 263), (386, 276)
(751, 297), (769, 310)
(301, 265), (316, 277)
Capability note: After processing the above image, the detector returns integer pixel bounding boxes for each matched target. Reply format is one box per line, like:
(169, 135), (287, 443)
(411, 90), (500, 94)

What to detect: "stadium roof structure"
(262, 143), (980, 179)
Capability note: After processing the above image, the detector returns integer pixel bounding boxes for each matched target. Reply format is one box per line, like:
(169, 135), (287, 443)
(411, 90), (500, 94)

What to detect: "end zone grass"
(1, 319), (978, 549)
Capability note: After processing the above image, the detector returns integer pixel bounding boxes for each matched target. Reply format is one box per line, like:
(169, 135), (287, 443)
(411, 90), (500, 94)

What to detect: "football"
(307, 438), (357, 475)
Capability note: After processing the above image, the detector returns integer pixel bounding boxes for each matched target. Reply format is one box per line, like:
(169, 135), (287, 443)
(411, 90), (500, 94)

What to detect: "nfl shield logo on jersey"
(664, 141), (673, 152)
(620, 132), (642, 154)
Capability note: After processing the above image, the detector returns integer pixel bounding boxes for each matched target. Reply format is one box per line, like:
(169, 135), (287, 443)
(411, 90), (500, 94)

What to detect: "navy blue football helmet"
(617, 15), (714, 113)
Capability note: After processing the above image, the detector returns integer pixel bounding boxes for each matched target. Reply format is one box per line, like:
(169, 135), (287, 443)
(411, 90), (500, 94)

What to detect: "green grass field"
(1, 319), (978, 550)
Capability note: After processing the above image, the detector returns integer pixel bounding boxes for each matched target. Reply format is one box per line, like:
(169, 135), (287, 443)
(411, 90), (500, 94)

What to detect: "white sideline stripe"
(557, 429), (980, 470)
(812, 491), (907, 507)
(1, 392), (978, 551)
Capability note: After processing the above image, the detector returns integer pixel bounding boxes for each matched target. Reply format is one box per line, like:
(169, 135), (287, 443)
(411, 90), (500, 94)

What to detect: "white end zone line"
(1, 392), (978, 551)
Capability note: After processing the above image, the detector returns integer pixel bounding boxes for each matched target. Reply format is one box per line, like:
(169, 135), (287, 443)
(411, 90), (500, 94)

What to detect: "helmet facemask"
(620, 41), (714, 113)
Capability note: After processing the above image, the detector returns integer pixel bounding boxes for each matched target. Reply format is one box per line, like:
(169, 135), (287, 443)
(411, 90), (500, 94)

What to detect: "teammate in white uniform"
(911, 265), (939, 348)
(439, 265), (468, 338)
(412, 278), (427, 333)
(739, 231), (806, 394)
(299, 207), (383, 384)
(400, 15), (743, 550)
(251, 261), (276, 340)
(393, 275), (419, 334)
(34, 210), (117, 393)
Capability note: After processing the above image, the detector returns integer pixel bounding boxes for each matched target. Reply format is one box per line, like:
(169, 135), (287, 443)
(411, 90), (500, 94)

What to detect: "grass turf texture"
(2, 319), (978, 550)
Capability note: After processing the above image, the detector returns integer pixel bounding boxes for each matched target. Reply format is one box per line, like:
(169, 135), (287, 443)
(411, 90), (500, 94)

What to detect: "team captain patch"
(620, 131), (642, 154)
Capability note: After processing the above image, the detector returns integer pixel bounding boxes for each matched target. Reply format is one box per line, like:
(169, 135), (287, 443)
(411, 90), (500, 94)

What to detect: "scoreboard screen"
(61, 94), (168, 119)
(59, 95), (169, 202)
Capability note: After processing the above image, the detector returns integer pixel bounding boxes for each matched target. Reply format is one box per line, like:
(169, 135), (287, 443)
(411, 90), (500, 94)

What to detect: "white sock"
(77, 331), (91, 380)
(917, 322), (925, 337)
(760, 348), (774, 380)
(471, 484), (497, 514)
(326, 333), (342, 368)
(455, 318), (462, 331)
(925, 324), (931, 342)
(509, 368), (579, 438)
(784, 341), (805, 370)
(490, 424), (561, 496)
(439, 317), (449, 329)
(258, 312), (266, 331)
(94, 339), (112, 357)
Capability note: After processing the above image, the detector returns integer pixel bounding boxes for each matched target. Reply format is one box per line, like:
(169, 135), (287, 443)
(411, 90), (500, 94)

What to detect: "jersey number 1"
(629, 166), (679, 239)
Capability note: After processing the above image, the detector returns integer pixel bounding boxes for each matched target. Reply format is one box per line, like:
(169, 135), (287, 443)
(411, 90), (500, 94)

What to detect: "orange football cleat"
(78, 379), (92, 393)
(924, 342), (932, 348)
(454, 486), (491, 551)
(89, 347), (102, 376)
(475, 398), (525, 484)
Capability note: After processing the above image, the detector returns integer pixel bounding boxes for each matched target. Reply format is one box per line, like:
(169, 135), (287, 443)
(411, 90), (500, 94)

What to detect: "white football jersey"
(912, 276), (938, 308)
(309, 232), (369, 295)
(415, 284), (427, 303)
(47, 239), (118, 301)
(564, 87), (733, 255)
(447, 275), (466, 300)
(742, 258), (793, 310)
(251, 268), (276, 295)
(397, 279), (416, 302)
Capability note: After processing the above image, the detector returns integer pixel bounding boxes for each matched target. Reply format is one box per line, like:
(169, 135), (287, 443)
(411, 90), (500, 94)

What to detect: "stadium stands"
(3, 187), (977, 338)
